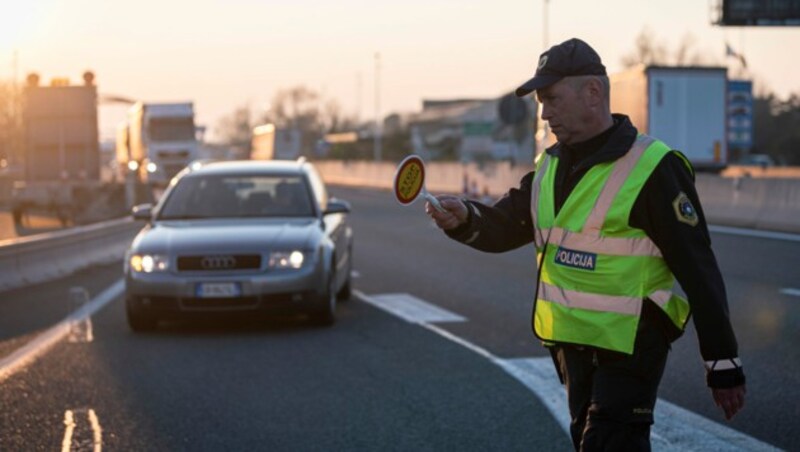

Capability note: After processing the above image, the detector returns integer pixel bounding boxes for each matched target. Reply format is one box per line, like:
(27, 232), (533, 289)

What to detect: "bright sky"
(2, 0), (798, 142)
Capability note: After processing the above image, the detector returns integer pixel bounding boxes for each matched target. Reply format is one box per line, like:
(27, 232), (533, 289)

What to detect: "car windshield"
(158, 174), (314, 219)
(149, 117), (196, 141)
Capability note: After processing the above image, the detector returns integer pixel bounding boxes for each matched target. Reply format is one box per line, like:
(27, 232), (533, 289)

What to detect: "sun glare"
(0, 3), (42, 47)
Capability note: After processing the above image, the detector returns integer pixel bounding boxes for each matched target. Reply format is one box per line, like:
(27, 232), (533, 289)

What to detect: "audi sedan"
(124, 159), (353, 331)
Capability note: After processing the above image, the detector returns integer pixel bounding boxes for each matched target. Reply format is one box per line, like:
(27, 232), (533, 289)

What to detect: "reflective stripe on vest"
(530, 135), (691, 354)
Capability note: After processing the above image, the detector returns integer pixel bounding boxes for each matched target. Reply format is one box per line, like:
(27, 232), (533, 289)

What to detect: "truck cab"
(129, 102), (198, 186)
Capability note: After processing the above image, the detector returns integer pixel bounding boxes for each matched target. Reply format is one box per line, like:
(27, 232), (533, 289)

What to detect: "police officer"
(426, 38), (746, 451)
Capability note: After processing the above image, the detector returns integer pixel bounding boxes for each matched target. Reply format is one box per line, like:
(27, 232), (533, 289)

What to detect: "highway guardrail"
(0, 217), (142, 292)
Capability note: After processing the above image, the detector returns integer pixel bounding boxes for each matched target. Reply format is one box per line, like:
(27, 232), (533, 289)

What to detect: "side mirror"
(324, 198), (351, 215)
(131, 203), (154, 221)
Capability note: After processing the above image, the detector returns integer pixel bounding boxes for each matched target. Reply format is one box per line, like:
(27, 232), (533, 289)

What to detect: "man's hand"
(425, 195), (468, 230)
(712, 385), (746, 420)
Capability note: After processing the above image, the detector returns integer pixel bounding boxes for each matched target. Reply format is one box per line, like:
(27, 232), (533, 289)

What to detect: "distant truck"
(610, 65), (728, 171)
(250, 123), (275, 160)
(117, 102), (198, 186)
(250, 124), (302, 161)
(11, 72), (103, 226)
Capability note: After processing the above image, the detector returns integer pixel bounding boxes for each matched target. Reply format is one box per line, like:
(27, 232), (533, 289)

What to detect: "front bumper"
(125, 261), (327, 314)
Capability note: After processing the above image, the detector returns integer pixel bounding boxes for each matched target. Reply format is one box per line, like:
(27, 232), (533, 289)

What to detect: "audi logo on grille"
(201, 255), (237, 269)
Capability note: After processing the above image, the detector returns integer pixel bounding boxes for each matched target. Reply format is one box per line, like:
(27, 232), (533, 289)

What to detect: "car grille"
(177, 255), (262, 271)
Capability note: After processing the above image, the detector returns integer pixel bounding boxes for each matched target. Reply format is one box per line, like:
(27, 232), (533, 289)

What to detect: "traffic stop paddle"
(393, 154), (446, 213)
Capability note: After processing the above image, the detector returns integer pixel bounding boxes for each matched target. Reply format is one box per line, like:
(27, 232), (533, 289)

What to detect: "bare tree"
(265, 86), (319, 131)
(621, 28), (669, 68)
(214, 86), (358, 158)
(260, 85), (357, 155)
(621, 29), (719, 68)
(214, 104), (253, 151)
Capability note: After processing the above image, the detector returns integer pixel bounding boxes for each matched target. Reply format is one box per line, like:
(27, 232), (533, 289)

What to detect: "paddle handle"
(424, 192), (446, 213)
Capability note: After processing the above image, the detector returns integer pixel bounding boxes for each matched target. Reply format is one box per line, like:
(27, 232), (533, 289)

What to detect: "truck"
(610, 65), (728, 171)
(250, 123), (275, 160)
(11, 72), (105, 226)
(117, 102), (198, 186)
(250, 124), (302, 161)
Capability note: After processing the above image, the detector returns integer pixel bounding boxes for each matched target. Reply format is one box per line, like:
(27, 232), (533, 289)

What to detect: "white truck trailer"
(118, 102), (198, 186)
(610, 65), (728, 171)
(250, 123), (276, 160)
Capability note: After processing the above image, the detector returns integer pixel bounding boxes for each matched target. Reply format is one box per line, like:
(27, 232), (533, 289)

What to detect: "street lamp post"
(373, 52), (382, 162)
(536, 0), (551, 157)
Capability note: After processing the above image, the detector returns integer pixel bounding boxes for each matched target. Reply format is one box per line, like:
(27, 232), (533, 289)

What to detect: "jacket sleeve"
(631, 152), (745, 388)
(444, 171), (536, 253)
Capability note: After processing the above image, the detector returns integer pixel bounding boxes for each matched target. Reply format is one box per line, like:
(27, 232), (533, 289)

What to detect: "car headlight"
(146, 162), (158, 173)
(129, 254), (170, 273)
(268, 251), (305, 269)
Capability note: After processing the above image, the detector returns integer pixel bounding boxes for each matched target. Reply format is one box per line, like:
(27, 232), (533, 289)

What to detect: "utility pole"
(11, 50), (20, 165)
(536, 0), (551, 158)
(373, 52), (382, 162)
(356, 71), (362, 123)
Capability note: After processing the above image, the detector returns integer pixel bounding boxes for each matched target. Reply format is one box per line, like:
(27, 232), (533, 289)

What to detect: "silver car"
(124, 159), (353, 330)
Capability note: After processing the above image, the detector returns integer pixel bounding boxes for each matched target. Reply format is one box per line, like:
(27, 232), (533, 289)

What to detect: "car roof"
(185, 159), (309, 177)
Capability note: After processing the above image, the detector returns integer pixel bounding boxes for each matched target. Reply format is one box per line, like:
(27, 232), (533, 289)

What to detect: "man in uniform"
(426, 38), (746, 451)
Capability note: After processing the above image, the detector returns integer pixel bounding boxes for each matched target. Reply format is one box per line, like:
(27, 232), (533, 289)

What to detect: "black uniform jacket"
(446, 114), (745, 388)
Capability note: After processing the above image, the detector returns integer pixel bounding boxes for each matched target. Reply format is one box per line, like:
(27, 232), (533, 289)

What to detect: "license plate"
(196, 282), (241, 298)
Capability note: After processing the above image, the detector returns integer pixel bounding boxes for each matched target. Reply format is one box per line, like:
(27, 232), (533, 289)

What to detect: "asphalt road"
(1, 185), (797, 450)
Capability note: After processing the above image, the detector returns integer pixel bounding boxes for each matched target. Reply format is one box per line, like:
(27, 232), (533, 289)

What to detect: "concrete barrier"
(314, 160), (800, 234)
(315, 160), (534, 199)
(696, 174), (800, 233)
(0, 218), (143, 292)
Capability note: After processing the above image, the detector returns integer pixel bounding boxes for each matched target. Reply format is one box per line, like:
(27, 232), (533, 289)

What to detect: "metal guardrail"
(0, 217), (143, 292)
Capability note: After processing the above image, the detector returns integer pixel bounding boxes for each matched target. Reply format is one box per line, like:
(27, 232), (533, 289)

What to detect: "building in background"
(408, 96), (535, 164)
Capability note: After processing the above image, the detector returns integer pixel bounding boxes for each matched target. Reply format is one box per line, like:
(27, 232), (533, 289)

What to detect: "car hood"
(131, 218), (320, 255)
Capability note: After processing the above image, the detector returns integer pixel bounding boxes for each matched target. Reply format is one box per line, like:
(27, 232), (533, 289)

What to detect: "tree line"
(214, 30), (800, 164)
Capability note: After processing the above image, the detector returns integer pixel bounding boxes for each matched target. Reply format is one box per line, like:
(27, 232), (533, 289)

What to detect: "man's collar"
(546, 114), (637, 162)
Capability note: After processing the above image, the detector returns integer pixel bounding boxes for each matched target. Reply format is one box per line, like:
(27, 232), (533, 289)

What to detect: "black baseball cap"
(515, 38), (607, 97)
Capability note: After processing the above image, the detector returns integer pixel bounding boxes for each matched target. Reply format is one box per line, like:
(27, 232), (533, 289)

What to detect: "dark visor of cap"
(515, 74), (563, 97)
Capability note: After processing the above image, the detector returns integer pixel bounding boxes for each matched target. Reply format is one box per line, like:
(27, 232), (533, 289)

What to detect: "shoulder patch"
(672, 192), (698, 226)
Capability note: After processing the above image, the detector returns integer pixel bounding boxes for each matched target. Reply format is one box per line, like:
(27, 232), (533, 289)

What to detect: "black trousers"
(551, 322), (669, 452)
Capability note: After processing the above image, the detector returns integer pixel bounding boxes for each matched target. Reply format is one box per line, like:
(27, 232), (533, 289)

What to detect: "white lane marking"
(358, 292), (466, 324)
(61, 410), (76, 452)
(68, 287), (94, 343)
(497, 358), (778, 451)
(780, 288), (800, 297)
(357, 291), (779, 451)
(61, 408), (103, 452)
(709, 225), (800, 242)
(493, 357), (571, 434)
(0, 279), (124, 383)
(88, 409), (103, 452)
(351, 270), (361, 279)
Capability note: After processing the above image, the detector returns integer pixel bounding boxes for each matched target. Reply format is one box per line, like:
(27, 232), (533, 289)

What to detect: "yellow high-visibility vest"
(531, 135), (691, 354)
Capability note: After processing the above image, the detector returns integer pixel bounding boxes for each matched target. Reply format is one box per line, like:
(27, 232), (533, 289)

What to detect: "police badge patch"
(672, 192), (699, 226)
